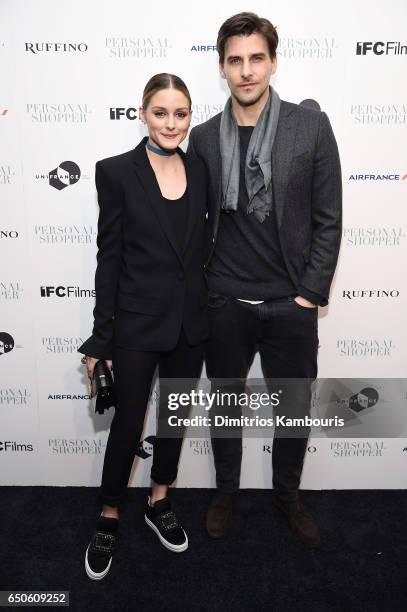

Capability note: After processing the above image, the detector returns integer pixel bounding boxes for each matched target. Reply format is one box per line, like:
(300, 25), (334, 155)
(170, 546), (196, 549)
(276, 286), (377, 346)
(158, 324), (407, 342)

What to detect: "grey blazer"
(187, 100), (342, 306)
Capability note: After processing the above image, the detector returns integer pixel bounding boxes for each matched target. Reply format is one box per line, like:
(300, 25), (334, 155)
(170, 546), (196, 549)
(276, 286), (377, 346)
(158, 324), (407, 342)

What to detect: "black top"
(207, 125), (297, 300)
(161, 189), (188, 252)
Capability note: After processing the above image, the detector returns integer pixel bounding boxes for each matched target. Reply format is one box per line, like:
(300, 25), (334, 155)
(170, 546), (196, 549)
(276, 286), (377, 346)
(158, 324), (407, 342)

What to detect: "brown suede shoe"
(206, 493), (233, 539)
(272, 498), (320, 546)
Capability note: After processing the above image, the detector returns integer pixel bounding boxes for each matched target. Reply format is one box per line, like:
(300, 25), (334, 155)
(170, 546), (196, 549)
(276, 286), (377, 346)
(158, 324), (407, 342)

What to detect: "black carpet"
(1, 488), (406, 611)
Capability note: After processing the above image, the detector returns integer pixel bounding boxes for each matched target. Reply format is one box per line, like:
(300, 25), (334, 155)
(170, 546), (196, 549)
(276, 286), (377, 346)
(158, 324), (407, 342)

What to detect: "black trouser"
(100, 328), (204, 507)
(205, 292), (318, 503)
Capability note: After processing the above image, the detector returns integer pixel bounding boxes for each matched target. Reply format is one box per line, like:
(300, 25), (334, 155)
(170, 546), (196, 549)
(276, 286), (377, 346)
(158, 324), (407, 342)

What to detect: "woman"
(78, 73), (208, 580)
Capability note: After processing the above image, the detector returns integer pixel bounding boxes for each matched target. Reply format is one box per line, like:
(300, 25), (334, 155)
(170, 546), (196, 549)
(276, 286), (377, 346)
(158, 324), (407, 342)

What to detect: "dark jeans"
(100, 328), (204, 508)
(205, 292), (318, 503)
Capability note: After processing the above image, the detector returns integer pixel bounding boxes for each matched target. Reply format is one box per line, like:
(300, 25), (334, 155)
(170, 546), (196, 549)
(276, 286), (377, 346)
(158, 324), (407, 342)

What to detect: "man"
(187, 12), (342, 545)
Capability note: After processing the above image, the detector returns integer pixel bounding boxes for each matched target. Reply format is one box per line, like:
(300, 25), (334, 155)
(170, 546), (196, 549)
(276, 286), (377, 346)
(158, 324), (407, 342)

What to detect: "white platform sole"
(85, 544), (112, 580)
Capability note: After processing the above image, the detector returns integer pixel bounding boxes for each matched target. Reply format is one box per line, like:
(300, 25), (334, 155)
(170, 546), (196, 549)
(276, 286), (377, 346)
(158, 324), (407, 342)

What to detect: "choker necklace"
(146, 139), (177, 157)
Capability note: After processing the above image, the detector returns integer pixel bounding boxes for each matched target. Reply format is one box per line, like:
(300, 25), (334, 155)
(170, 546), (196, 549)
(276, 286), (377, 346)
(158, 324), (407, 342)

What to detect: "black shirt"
(162, 189), (188, 252)
(207, 125), (297, 300)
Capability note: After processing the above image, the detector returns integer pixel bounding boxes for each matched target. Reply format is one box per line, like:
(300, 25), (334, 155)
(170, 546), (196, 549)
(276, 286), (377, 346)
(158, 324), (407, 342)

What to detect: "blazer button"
(178, 273), (185, 281)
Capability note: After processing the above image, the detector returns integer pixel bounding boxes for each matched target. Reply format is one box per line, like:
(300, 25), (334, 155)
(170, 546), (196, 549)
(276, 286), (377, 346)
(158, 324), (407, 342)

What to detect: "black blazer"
(78, 137), (209, 359)
(188, 101), (342, 306)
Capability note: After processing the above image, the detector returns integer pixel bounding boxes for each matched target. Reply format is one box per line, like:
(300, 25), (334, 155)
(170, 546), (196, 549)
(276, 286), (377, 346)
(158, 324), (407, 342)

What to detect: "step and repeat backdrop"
(1, 0), (406, 489)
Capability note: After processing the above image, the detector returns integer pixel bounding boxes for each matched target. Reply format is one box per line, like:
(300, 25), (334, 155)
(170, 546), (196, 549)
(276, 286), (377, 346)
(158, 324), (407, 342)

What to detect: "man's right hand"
(84, 356), (113, 380)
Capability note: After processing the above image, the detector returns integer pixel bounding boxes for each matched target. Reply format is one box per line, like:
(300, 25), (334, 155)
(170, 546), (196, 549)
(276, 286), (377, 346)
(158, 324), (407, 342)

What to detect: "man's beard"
(231, 83), (269, 108)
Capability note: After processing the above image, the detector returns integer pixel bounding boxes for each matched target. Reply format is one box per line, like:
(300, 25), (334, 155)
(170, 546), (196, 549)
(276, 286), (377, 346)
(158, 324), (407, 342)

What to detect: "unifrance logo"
(0, 333), (14, 355)
(339, 388), (379, 412)
(356, 41), (407, 55)
(48, 161), (81, 190)
(134, 436), (156, 459)
(35, 163), (83, 189)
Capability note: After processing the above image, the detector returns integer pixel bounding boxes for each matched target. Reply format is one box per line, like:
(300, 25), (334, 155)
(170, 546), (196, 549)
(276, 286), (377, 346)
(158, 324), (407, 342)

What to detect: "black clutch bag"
(91, 360), (118, 414)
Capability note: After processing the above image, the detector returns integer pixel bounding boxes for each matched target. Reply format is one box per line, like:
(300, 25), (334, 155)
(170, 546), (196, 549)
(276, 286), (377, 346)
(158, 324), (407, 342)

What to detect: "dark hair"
(217, 12), (278, 65)
(142, 73), (192, 110)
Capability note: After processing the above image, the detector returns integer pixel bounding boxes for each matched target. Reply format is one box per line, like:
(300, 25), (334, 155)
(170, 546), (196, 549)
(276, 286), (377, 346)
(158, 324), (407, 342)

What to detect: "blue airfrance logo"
(190, 44), (217, 52)
(349, 173), (407, 181)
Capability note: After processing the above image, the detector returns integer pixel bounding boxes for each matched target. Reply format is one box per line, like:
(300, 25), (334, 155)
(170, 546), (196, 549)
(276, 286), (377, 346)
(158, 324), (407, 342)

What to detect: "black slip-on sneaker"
(85, 515), (118, 580)
(144, 496), (188, 552)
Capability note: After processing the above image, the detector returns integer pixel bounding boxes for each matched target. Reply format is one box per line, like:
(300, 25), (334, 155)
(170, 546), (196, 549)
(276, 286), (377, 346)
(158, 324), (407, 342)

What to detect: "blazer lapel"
(132, 138), (185, 268)
(181, 152), (199, 255)
(272, 103), (299, 229)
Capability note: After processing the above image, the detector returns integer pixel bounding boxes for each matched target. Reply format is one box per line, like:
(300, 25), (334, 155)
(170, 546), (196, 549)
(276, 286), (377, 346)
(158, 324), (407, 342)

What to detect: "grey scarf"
(220, 86), (281, 223)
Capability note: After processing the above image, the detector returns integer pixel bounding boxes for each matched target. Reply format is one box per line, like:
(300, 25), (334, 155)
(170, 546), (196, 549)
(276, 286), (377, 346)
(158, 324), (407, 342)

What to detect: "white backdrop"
(1, 0), (406, 490)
